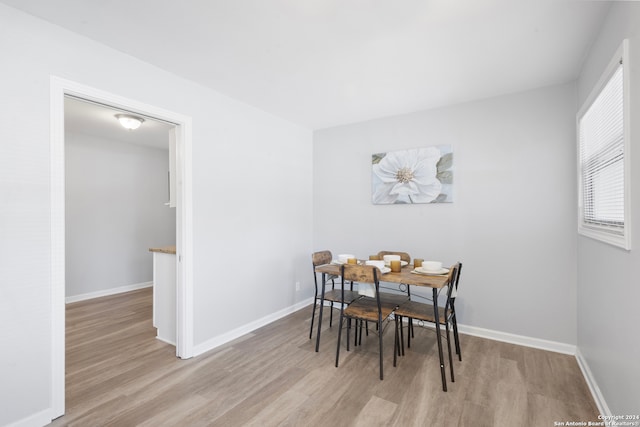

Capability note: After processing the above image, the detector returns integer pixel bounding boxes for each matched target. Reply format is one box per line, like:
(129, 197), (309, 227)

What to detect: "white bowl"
(382, 254), (401, 264)
(338, 254), (355, 263)
(422, 261), (442, 272)
(366, 260), (385, 270)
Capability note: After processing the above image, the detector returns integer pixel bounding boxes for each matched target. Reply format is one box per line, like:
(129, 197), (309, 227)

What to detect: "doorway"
(64, 96), (176, 305)
(50, 77), (194, 420)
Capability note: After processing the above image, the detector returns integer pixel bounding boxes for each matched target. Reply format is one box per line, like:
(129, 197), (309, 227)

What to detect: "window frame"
(577, 39), (631, 250)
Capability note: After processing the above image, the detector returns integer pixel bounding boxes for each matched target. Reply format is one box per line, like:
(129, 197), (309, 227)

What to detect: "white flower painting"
(372, 146), (453, 204)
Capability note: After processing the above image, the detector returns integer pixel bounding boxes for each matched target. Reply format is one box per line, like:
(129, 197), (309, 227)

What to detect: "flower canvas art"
(372, 146), (453, 204)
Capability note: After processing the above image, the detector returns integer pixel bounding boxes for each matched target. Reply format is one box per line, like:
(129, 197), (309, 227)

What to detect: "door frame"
(49, 76), (194, 419)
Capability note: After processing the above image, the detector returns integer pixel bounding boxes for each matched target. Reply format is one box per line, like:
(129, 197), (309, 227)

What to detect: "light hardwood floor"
(51, 288), (598, 426)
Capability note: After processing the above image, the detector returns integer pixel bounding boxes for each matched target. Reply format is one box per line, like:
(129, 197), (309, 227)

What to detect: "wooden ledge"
(149, 245), (176, 254)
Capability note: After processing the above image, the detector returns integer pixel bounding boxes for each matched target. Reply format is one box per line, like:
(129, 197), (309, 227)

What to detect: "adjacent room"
(1, 1), (638, 426)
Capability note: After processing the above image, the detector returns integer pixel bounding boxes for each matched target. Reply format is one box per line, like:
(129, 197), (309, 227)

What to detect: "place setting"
(330, 253), (396, 273)
(411, 260), (449, 276)
(364, 259), (391, 274)
(331, 254), (362, 265)
(381, 254), (408, 267)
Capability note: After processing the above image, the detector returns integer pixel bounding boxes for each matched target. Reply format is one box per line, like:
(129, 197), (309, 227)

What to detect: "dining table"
(314, 260), (451, 389)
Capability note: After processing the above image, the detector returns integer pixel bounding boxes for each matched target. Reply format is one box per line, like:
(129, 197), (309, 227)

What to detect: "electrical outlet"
(295, 281), (301, 291)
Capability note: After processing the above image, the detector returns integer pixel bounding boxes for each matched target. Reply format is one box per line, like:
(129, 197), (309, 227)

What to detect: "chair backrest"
(341, 264), (380, 307)
(342, 264), (378, 284)
(312, 250), (333, 292)
(377, 251), (411, 263)
(312, 250), (332, 268)
(445, 262), (462, 313)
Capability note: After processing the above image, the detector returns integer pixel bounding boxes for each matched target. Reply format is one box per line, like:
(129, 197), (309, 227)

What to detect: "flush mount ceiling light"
(115, 114), (145, 130)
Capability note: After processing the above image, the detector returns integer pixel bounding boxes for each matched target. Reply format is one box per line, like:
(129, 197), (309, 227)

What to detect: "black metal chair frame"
(374, 252), (413, 337)
(393, 262), (462, 389)
(336, 264), (395, 380)
(310, 251), (360, 352)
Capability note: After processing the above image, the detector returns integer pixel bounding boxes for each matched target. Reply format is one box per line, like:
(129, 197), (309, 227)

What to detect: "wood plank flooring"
(51, 288), (599, 426)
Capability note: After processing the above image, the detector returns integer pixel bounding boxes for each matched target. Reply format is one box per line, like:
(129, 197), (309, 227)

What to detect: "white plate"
(384, 260), (408, 267)
(414, 267), (449, 275)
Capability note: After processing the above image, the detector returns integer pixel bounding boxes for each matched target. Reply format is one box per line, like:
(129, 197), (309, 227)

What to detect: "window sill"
(578, 225), (631, 250)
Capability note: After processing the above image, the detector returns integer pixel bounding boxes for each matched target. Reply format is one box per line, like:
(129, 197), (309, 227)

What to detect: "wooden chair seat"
(394, 300), (445, 324)
(378, 292), (410, 307)
(344, 297), (395, 322)
(324, 289), (362, 305)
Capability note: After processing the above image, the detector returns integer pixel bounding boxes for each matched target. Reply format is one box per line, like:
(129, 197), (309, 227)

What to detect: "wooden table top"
(315, 262), (449, 289)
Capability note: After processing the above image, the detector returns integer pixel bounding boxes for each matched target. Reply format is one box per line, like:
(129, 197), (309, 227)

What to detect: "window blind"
(579, 63), (624, 235)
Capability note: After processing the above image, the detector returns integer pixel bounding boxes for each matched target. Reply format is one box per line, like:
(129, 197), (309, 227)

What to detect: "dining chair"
(375, 250), (412, 306)
(374, 250), (413, 345)
(377, 251), (411, 263)
(309, 251), (361, 342)
(335, 264), (397, 380)
(393, 262), (462, 388)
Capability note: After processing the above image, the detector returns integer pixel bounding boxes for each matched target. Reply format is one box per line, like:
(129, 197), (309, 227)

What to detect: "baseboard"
(575, 348), (611, 416)
(192, 297), (314, 356)
(412, 320), (612, 411)
(155, 336), (176, 346)
(5, 408), (53, 427)
(192, 301), (577, 357)
(447, 323), (611, 414)
(193, 300), (609, 418)
(65, 281), (153, 303)
(456, 323), (577, 355)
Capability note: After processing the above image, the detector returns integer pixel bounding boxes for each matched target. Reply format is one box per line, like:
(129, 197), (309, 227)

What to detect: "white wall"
(0, 4), (312, 426)
(65, 132), (176, 298)
(576, 2), (640, 415)
(313, 82), (578, 345)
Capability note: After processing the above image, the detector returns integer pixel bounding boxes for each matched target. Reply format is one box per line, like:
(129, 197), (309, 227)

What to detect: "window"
(577, 40), (631, 250)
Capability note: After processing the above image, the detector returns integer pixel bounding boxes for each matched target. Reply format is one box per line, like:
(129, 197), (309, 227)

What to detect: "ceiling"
(64, 97), (174, 150)
(4, 0), (611, 130)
